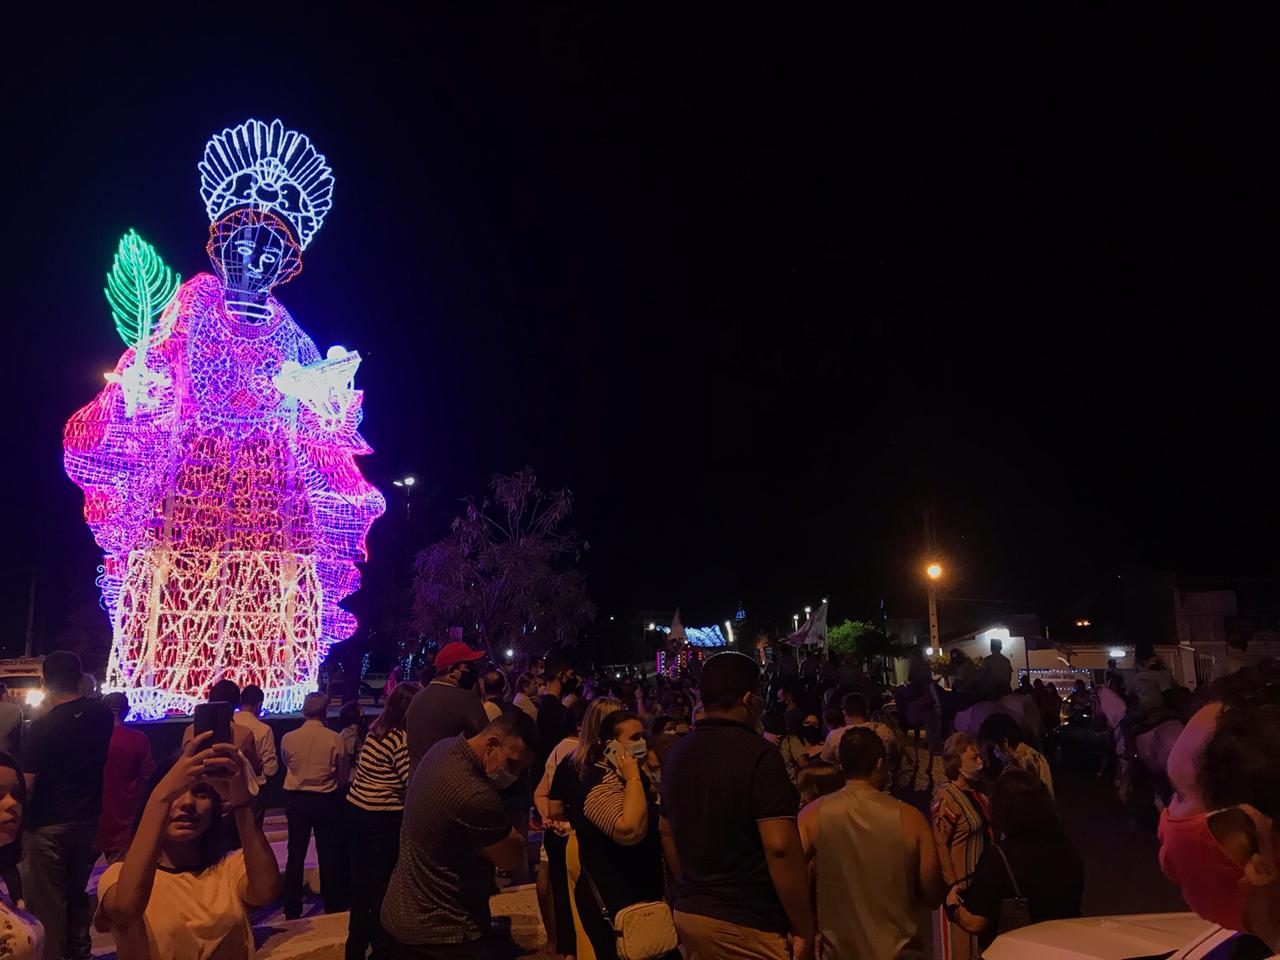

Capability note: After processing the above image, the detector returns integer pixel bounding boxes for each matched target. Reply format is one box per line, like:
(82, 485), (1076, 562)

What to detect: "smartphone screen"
(193, 701), (233, 745)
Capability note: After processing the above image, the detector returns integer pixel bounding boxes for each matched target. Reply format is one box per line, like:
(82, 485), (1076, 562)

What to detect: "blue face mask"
(625, 739), (648, 762)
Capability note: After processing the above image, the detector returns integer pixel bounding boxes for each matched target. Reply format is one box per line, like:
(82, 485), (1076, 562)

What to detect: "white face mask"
(485, 744), (517, 790)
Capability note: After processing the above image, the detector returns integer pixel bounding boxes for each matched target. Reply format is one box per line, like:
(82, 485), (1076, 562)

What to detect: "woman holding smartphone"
(94, 732), (281, 959)
(568, 711), (677, 960)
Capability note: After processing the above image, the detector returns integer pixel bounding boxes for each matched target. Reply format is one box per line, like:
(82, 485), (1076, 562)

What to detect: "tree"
(411, 468), (596, 663)
(826, 619), (882, 656)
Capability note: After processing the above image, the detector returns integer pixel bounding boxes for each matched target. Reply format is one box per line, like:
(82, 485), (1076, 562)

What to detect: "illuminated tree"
(411, 468), (595, 662)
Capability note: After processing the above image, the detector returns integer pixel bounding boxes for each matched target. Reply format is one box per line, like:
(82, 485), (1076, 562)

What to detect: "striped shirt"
(582, 763), (629, 842)
(347, 729), (410, 812)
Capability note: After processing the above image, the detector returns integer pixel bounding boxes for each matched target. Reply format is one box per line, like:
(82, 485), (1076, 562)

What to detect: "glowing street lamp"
(926, 562), (943, 580)
(793, 614), (800, 631)
(724, 620), (735, 645)
(391, 475), (417, 518)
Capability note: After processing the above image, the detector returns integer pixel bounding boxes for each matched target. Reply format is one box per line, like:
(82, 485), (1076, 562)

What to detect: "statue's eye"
(262, 253), (277, 265)
(235, 243), (254, 257)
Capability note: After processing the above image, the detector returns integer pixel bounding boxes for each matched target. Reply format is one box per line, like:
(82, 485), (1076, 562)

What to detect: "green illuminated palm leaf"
(105, 229), (180, 348)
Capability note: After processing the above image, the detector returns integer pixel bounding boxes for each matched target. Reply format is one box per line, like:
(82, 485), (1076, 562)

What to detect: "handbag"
(993, 845), (1033, 934)
(580, 858), (678, 960)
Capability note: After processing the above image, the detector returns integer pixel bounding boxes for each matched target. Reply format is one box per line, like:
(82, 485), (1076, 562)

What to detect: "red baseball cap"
(435, 641), (485, 673)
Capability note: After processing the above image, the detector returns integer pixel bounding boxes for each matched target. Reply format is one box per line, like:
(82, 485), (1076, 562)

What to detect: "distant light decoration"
(64, 118), (384, 718)
(656, 624), (728, 648)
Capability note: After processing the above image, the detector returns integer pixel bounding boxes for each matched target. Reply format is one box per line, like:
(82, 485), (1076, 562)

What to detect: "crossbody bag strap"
(577, 850), (613, 923)
(993, 844), (1024, 900)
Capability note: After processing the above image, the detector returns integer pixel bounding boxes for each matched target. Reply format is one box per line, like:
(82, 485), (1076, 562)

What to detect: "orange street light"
(926, 562), (943, 580)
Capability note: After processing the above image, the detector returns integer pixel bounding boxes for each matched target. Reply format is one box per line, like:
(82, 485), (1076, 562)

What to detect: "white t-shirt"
(97, 850), (255, 959)
(821, 721), (896, 764)
(0, 899), (42, 960)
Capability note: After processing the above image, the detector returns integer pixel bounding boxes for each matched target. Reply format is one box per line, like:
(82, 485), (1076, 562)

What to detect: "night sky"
(3, 10), (1275, 654)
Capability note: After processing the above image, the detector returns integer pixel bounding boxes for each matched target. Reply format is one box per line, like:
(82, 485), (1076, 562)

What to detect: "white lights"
(24, 689), (45, 708)
(926, 647), (934, 656)
(724, 620), (735, 645)
(1109, 648), (1126, 659)
(648, 622), (656, 631)
(505, 648), (514, 659)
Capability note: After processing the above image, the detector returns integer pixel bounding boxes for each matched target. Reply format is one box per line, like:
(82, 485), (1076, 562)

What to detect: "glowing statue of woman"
(64, 119), (385, 718)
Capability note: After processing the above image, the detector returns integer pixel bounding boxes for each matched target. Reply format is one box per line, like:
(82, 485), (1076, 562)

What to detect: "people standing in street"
(20, 650), (114, 960)
(537, 654), (578, 773)
(381, 711), (540, 959)
(799, 728), (945, 960)
(234, 684), (279, 823)
(406, 642), (489, 770)
(512, 674), (539, 722)
(979, 712), (1054, 799)
(932, 733), (992, 960)
(94, 693), (155, 865)
(94, 732), (280, 959)
(339, 702), (368, 788)
(345, 682), (418, 960)
(976, 638), (1013, 701)
(0, 752), (43, 959)
(661, 651), (815, 960)
(280, 692), (348, 919)
(0, 684), (23, 760)
(947, 769), (1083, 950)
(567, 711), (678, 960)
(1157, 669), (1280, 954)
(481, 671), (509, 723)
(820, 693), (895, 763)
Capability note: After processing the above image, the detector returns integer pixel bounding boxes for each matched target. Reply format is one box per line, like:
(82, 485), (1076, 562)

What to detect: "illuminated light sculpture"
(63, 119), (385, 718)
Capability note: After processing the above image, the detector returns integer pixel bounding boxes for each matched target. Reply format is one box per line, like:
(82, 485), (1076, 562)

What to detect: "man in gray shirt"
(382, 711), (539, 957)
(406, 642), (489, 770)
(0, 682), (23, 757)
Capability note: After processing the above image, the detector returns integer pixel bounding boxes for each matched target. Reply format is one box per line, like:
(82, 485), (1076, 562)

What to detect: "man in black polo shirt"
(660, 651), (814, 960)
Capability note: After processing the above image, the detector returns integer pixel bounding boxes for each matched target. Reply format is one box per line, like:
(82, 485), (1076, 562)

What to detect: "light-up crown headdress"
(198, 118), (334, 250)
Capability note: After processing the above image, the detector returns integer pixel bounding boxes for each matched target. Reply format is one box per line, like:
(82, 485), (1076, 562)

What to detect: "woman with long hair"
(0, 752), (42, 959)
(94, 733), (280, 959)
(567, 711), (678, 960)
(345, 681), (419, 960)
(540, 696), (622, 960)
(931, 732), (992, 959)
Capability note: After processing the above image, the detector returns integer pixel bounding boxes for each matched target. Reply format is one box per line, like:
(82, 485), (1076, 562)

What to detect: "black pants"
(391, 938), (491, 959)
(284, 790), (348, 917)
(346, 804), (403, 960)
(542, 831), (575, 955)
(21, 821), (97, 960)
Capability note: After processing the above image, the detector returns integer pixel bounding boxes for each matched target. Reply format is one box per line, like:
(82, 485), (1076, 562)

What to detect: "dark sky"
(3, 9), (1275, 651)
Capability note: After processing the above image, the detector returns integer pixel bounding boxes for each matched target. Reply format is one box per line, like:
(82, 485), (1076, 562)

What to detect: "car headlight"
(24, 689), (45, 707)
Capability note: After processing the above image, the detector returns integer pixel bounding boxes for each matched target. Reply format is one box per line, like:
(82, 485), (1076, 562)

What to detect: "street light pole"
(926, 562), (943, 650)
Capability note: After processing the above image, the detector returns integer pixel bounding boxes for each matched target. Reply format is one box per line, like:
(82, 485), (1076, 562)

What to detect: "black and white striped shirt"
(347, 728), (410, 812)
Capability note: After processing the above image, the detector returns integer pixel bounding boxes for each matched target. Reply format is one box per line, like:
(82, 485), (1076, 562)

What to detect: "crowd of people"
(0, 639), (1277, 959)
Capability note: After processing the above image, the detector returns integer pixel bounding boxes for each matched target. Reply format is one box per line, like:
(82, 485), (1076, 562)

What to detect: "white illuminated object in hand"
(274, 346), (363, 426)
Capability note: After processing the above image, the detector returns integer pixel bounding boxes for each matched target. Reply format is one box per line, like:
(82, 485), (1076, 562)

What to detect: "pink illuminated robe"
(64, 274), (384, 717)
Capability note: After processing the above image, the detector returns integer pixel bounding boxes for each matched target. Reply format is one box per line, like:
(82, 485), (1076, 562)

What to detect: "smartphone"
(603, 739), (622, 768)
(193, 701), (233, 745)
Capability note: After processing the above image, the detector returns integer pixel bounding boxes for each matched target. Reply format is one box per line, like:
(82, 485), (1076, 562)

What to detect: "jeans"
(21, 821), (97, 960)
(346, 805), (403, 960)
(284, 790), (348, 917)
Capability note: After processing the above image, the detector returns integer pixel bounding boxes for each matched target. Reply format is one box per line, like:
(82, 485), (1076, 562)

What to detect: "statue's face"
(214, 220), (291, 298)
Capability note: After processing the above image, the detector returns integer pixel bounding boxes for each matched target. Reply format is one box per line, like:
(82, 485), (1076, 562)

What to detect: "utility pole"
(24, 569), (36, 657)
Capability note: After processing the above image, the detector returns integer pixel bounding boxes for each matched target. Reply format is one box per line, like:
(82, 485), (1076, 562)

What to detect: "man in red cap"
(406, 641), (489, 770)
